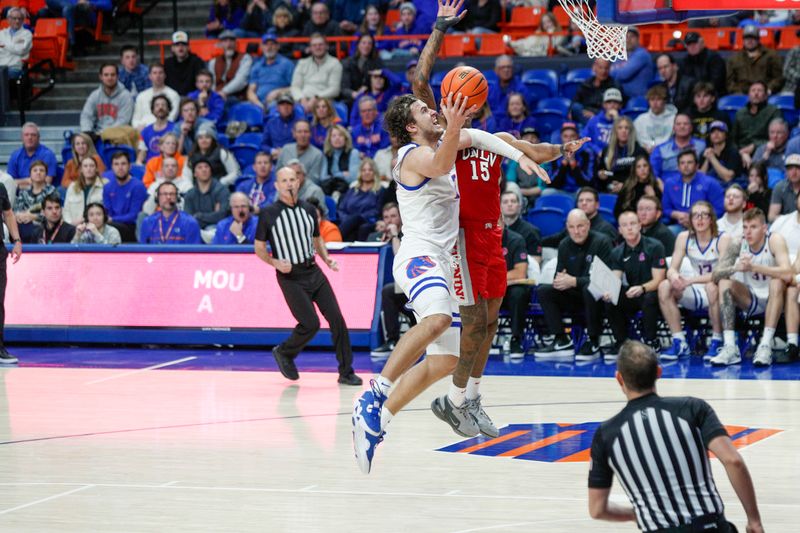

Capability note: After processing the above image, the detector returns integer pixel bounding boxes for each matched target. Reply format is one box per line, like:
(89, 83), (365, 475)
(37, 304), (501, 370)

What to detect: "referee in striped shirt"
(588, 340), (763, 533)
(254, 166), (362, 386)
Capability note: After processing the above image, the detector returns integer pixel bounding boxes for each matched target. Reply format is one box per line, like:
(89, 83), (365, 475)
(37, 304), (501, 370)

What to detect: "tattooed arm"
(712, 237), (742, 283)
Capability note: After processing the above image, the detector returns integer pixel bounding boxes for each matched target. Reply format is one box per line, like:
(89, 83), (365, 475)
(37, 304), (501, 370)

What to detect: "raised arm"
(712, 237), (742, 283)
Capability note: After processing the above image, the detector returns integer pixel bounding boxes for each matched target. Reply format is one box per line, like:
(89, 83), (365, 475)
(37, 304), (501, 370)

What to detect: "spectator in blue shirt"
(137, 94), (175, 163)
(236, 151), (274, 213)
(213, 192), (258, 244)
(610, 27), (654, 98)
(487, 55), (524, 120)
(337, 157), (383, 241)
(205, 0), (245, 38)
(582, 88), (623, 156)
(662, 148), (724, 228)
(496, 93), (536, 139)
(187, 70), (225, 125)
(651, 114), (707, 183)
(261, 93), (299, 156)
(332, 0), (369, 34)
(246, 33), (294, 108)
(7, 122), (58, 188)
(139, 181), (202, 244)
(118, 45), (150, 96)
(103, 151), (148, 242)
(382, 3), (425, 59)
(350, 96), (389, 158)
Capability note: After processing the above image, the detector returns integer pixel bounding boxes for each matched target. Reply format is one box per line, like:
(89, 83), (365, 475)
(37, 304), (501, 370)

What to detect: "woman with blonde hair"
(143, 133), (186, 188)
(63, 157), (108, 225)
(596, 115), (647, 193)
(614, 155), (664, 218)
(310, 98), (341, 149)
(268, 5), (299, 57)
(336, 157), (383, 241)
(61, 133), (106, 190)
(319, 124), (362, 196)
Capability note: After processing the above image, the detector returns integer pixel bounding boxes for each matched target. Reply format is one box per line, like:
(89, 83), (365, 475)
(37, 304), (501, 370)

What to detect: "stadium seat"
(561, 68), (592, 100)
(334, 101), (349, 126)
(536, 97), (571, 115)
(228, 102), (265, 131)
(130, 164), (145, 181)
(520, 69), (558, 102)
(535, 192), (573, 214)
(598, 207), (616, 227)
(779, 26), (800, 50)
(768, 94), (798, 126)
(598, 193), (617, 212)
(325, 195), (337, 222)
(234, 132), (261, 146)
(439, 34), (466, 58)
(431, 70), (448, 102)
(530, 110), (566, 136)
(190, 40), (222, 61)
(61, 146), (72, 164)
(230, 144), (258, 168)
(498, 6), (544, 32)
(477, 34), (508, 56)
(385, 9), (400, 27)
(526, 207), (565, 236)
(718, 94), (748, 123)
(623, 96), (648, 118)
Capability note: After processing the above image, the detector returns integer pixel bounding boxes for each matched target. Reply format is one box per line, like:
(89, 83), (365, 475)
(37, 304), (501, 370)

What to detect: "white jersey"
(685, 234), (722, 276)
(738, 235), (776, 291)
(717, 214), (742, 241)
(770, 212), (800, 257)
(392, 142), (460, 261)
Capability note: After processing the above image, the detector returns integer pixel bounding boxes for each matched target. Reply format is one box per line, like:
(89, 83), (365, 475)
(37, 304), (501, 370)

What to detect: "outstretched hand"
(518, 155), (551, 184)
(562, 137), (591, 157)
(435, 0), (466, 32)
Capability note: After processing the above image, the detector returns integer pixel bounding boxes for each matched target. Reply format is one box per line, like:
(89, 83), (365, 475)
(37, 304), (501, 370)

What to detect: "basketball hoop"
(557, 0), (629, 62)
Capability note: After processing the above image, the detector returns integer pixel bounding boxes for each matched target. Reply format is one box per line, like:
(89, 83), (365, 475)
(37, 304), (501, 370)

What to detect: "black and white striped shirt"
(255, 200), (319, 264)
(589, 393), (729, 532)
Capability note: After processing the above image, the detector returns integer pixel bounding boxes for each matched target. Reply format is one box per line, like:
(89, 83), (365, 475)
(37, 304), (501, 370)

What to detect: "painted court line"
(0, 485), (94, 515)
(85, 357), (197, 385)
(450, 517), (592, 533)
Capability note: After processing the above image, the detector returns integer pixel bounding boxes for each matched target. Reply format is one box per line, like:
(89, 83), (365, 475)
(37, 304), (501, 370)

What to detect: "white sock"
(448, 383), (467, 407)
(672, 332), (687, 343)
(465, 377), (481, 400)
(788, 333), (798, 346)
(723, 330), (736, 347)
(380, 407), (394, 431)
(760, 327), (776, 348)
(376, 375), (393, 397)
(712, 332), (723, 341)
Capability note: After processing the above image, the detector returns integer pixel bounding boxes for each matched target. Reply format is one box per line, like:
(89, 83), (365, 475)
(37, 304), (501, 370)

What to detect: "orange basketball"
(440, 66), (488, 111)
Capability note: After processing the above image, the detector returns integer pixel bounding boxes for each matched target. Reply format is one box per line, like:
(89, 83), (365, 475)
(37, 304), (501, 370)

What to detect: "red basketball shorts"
(452, 225), (507, 306)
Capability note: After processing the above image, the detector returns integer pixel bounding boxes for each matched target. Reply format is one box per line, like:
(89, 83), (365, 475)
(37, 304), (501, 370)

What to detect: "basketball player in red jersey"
(415, 0), (591, 437)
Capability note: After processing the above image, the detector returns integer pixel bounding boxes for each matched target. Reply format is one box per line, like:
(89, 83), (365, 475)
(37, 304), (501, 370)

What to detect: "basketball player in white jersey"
(658, 201), (730, 361)
(351, 93), (541, 474)
(769, 192), (800, 363)
(717, 185), (745, 240)
(711, 208), (791, 366)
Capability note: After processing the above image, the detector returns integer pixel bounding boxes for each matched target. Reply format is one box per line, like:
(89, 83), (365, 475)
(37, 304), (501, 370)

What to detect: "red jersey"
(455, 147), (503, 225)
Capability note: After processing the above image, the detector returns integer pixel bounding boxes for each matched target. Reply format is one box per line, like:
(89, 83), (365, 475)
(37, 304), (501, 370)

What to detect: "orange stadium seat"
(385, 9), (400, 28)
(779, 26), (800, 50)
(438, 34), (466, 58)
(477, 34), (508, 56)
(498, 7), (544, 32)
(190, 39), (223, 61)
(34, 18), (72, 69)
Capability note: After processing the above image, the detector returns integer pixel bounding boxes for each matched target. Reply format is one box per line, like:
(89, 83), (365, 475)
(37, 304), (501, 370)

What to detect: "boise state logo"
(407, 256), (436, 279)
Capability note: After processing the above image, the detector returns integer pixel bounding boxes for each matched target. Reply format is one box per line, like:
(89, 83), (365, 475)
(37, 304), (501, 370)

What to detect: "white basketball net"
(557, 0), (629, 62)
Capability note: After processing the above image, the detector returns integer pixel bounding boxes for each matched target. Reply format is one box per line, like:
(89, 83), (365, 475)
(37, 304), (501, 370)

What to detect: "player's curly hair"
(384, 94), (418, 147)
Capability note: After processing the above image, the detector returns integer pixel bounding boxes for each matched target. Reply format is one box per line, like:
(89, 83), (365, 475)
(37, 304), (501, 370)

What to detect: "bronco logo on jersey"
(437, 422), (781, 463)
(407, 256), (436, 279)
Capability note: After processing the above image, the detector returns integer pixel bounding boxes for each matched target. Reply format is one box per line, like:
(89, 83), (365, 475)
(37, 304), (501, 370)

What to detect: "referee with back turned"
(589, 340), (763, 533)
(254, 166), (362, 386)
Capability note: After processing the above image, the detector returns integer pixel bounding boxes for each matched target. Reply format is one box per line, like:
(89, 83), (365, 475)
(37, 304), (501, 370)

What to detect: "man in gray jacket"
(184, 158), (231, 243)
(80, 63), (137, 148)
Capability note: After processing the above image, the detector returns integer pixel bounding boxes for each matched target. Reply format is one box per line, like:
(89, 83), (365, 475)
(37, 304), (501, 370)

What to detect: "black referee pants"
(501, 285), (531, 339)
(606, 290), (660, 343)
(0, 253), (6, 347)
(380, 283), (413, 342)
(537, 285), (603, 338)
(276, 263), (354, 377)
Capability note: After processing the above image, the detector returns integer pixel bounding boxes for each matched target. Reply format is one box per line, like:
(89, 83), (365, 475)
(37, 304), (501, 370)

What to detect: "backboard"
(596, 0), (734, 25)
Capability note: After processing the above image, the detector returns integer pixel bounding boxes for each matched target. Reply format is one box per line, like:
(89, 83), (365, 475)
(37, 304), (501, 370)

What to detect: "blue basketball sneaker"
(703, 338), (724, 361)
(660, 338), (690, 361)
(352, 380), (386, 474)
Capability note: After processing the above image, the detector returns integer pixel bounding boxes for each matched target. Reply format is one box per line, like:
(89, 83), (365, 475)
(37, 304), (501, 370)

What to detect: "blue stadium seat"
(130, 164), (145, 181)
(334, 101), (349, 126)
(531, 110), (566, 137)
(526, 207), (565, 236)
(217, 135), (230, 148)
(230, 144), (258, 168)
(622, 96), (648, 118)
(101, 144), (136, 168)
(598, 193), (617, 212)
(718, 94), (749, 123)
(520, 69), (558, 102)
(431, 70), (447, 101)
(325, 195), (337, 222)
(561, 67), (592, 100)
(598, 207), (617, 227)
(234, 132), (262, 146)
(768, 94), (798, 126)
(229, 102), (266, 130)
(61, 146), (72, 164)
(535, 192), (574, 214)
(536, 97), (571, 115)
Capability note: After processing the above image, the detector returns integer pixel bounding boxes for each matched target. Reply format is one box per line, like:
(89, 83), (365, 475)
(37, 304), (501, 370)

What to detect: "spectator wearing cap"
(208, 30), (253, 102)
(289, 158), (328, 217)
(80, 63), (138, 148)
(582, 88), (623, 156)
(261, 93), (301, 158)
(132, 64), (181, 131)
(769, 154), (800, 221)
(383, 3), (425, 60)
(488, 55), (525, 119)
(341, 33), (384, 105)
(732, 81), (781, 166)
(351, 96), (390, 159)
(699, 120), (745, 187)
(655, 53), (695, 112)
(400, 59), (417, 94)
(650, 113), (706, 182)
(184, 157), (231, 243)
(752, 118), (790, 176)
(680, 32), (726, 97)
(188, 69), (225, 125)
(236, 151), (275, 213)
(213, 192), (258, 244)
(573, 58), (624, 122)
(118, 45), (151, 97)
(661, 148), (723, 228)
(234, 0), (271, 38)
(247, 32), (294, 109)
(290, 33), (343, 113)
(727, 24), (783, 95)
(686, 81), (729, 143)
(165, 31), (207, 96)
(634, 84), (677, 152)
(548, 122), (595, 195)
(610, 27), (654, 98)
(276, 120), (324, 184)
(173, 97), (215, 156)
(139, 181), (202, 244)
(205, 0), (244, 38)
(182, 123), (240, 187)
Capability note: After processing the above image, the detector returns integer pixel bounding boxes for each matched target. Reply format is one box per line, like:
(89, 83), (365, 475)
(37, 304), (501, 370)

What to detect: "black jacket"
(680, 48), (727, 97)
(555, 230), (614, 289)
(165, 53), (207, 96)
(661, 73), (696, 112)
(340, 55), (384, 103)
(574, 77), (624, 116)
